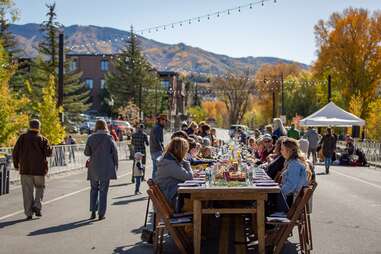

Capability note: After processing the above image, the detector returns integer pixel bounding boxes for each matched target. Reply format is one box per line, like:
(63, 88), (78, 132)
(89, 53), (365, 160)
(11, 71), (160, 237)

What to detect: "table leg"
(193, 199), (202, 254)
(257, 200), (266, 254)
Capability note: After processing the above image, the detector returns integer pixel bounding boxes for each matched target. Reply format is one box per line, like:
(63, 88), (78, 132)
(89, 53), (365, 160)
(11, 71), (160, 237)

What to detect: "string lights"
(66, 0), (278, 52)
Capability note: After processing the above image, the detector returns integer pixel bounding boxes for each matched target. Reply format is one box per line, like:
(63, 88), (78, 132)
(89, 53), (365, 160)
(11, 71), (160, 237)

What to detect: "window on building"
(100, 79), (106, 89)
(68, 59), (78, 72)
(85, 79), (93, 89)
(100, 60), (109, 71)
(161, 80), (170, 89)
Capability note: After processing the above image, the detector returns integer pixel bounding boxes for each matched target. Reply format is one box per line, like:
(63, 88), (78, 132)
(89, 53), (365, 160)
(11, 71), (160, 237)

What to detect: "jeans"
(324, 156), (332, 170)
(308, 148), (317, 164)
(90, 180), (110, 217)
(135, 176), (142, 193)
(151, 151), (162, 179)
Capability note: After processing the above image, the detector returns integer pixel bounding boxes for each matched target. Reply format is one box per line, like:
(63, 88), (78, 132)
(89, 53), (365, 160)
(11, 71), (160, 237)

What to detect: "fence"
(338, 140), (381, 166)
(0, 141), (131, 183)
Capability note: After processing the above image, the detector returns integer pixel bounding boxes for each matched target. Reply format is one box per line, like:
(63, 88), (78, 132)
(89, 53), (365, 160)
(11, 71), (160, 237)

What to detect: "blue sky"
(14, 0), (380, 64)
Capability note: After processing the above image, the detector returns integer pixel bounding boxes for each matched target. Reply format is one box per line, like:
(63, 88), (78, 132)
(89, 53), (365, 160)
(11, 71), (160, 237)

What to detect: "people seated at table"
(280, 137), (311, 206)
(171, 130), (189, 140)
(156, 137), (193, 208)
(259, 134), (274, 163)
(272, 118), (287, 140)
(200, 124), (211, 138)
(186, 138), (215, 166)
(210, 128), (218, 147)
(236, 127), (247, 144)
(248, 137), (258, 155)
(186, 121), (198, 135)
(265, 137), (286, 180)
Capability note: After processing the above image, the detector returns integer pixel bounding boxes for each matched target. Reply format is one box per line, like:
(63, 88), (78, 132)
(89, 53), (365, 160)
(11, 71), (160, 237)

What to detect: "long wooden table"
(178, 184), (280, 254)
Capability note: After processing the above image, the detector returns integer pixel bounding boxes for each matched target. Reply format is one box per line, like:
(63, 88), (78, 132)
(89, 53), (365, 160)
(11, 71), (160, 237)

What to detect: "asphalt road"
(0, 130), (381, 254)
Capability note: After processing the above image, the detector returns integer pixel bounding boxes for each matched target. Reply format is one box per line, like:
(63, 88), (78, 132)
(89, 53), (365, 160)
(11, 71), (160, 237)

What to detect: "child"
(133, 152), (145, 195)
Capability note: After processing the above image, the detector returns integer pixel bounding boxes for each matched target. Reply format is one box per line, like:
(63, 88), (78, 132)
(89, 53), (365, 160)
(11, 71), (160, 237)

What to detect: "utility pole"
(328, 75), (332, 103)
(272, 90), (276, 119)
(58, 32), (64, 123)
(138, 81), (143, 123)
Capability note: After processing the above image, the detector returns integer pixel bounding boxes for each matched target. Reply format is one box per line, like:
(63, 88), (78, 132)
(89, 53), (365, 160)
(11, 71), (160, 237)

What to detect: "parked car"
(111, 120), (134, 139)
(80, 121), (96, 134)
(229, 124), (249, 138)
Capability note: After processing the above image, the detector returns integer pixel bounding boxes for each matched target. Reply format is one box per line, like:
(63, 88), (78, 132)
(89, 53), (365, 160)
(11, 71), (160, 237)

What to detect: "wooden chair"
(298, 182), (318, 253)
(266, 184), (316, 254)
(146, 179), (193, 254)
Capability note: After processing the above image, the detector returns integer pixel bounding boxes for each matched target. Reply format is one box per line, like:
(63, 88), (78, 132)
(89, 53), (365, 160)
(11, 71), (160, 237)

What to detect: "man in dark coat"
(320, 128), (337, 174)
(149, 114), (167, 178)
(12, 119), (52, 220)
(131, 124), (149, 181)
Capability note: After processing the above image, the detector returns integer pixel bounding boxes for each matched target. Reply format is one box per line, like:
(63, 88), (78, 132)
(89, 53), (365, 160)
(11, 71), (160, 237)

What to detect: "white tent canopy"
(299, 102), (365, 127)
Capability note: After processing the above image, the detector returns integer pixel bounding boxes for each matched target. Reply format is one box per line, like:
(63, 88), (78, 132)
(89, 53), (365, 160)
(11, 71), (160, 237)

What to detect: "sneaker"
(32, 207), (42, 217)
(135, 191), (142, 195)
(26, 216), (33, 220)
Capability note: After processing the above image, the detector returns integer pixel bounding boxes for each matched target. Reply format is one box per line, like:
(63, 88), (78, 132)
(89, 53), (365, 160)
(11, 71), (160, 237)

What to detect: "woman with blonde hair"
(156, 137), (193, 208)
(280, 137), (311, 205)
(273, 118), (287, 139)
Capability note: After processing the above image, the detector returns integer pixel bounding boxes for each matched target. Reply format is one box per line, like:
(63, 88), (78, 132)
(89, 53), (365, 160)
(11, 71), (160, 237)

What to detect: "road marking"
(333, 170), (381, 190)
(0, 172), (130, 221)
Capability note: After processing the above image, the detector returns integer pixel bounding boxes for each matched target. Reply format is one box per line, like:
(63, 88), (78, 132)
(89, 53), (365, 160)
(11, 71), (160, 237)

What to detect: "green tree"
(32, 3), (89, 125)
(0, 40), (29, 146)
(106, 26), (160, 117)
(37, 75), (65, 144)
(187, 106), (208, 123)
(0, 0), (19, 55)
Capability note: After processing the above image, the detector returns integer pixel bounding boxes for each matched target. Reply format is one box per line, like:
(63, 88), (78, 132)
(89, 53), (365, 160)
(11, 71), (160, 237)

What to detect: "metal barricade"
(0, 153), (10, 195)
(0, 141), (131, 182)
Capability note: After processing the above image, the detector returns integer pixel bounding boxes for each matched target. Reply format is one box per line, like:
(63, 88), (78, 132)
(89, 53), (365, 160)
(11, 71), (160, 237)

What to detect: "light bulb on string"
(172, 24), (174, 28)
(238, 7), (241, 12)
(217, 12), (220, 17)
(163, 26), (166, 30)
(228, 9), (230, 15)
(262, 0), (264, 6)
(189, 19), (191, 24)
(207, 15), (210, 20)
(198, 17), (200, 22)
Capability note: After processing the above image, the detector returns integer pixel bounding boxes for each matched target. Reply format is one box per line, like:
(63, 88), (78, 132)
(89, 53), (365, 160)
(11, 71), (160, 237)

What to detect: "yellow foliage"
(37, 75), (65, 145)
(0, 41), (29, 146)
(366, 99), (381, 141)
(201, 100), (228, 127)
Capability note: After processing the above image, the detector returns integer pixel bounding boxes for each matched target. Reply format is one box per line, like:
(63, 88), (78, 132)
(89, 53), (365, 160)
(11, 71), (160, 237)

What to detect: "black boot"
(90, 211), (96, 220)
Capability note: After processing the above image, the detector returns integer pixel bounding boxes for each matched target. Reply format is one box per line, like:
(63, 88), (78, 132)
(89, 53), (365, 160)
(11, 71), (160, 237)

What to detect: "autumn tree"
(313, 8), (381, 119)
(36, 75), (65, 144)
(201, 100), (228, 127)
(212, 72), (255, 125)
(0, 41), (29, 146)
(254, 63), (302, 122)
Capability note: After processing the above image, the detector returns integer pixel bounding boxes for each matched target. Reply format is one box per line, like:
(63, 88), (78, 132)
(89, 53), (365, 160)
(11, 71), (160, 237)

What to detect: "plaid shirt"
(131, 131), (149, 153)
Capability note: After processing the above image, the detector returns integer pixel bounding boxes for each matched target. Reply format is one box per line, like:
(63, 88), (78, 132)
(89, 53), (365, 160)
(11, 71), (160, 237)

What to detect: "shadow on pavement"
(28, 219), (93, 236)
(113, 194), (138, 199)
(110, 182), (133, 188)
(112, 196), (148, 206)
(113, 243), (153, 254)
(0, 218), (35, 229)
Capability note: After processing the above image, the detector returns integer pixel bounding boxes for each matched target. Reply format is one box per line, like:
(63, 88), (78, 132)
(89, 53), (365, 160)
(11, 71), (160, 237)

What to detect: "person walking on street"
(305, 127), (319, 164)
(133, 152), (145, 195)
(131, 124), (149, 181)
(84, 120), (118, 220)
(320, 128), (337, 174)
(12, 119), (52, 220)
(150, 114), (167, 179)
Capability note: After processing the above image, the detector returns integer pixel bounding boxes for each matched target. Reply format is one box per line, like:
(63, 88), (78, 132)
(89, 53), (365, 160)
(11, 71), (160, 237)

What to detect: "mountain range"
(9, 23), (308, 75)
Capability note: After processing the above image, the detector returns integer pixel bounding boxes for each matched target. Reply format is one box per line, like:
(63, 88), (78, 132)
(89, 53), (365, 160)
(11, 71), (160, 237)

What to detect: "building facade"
(66, 54), (187, 124)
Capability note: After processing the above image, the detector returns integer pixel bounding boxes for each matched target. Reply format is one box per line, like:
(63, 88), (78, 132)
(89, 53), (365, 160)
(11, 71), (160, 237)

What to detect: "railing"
(0, 141), (131, 182)
(337, 140), (381, 165)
